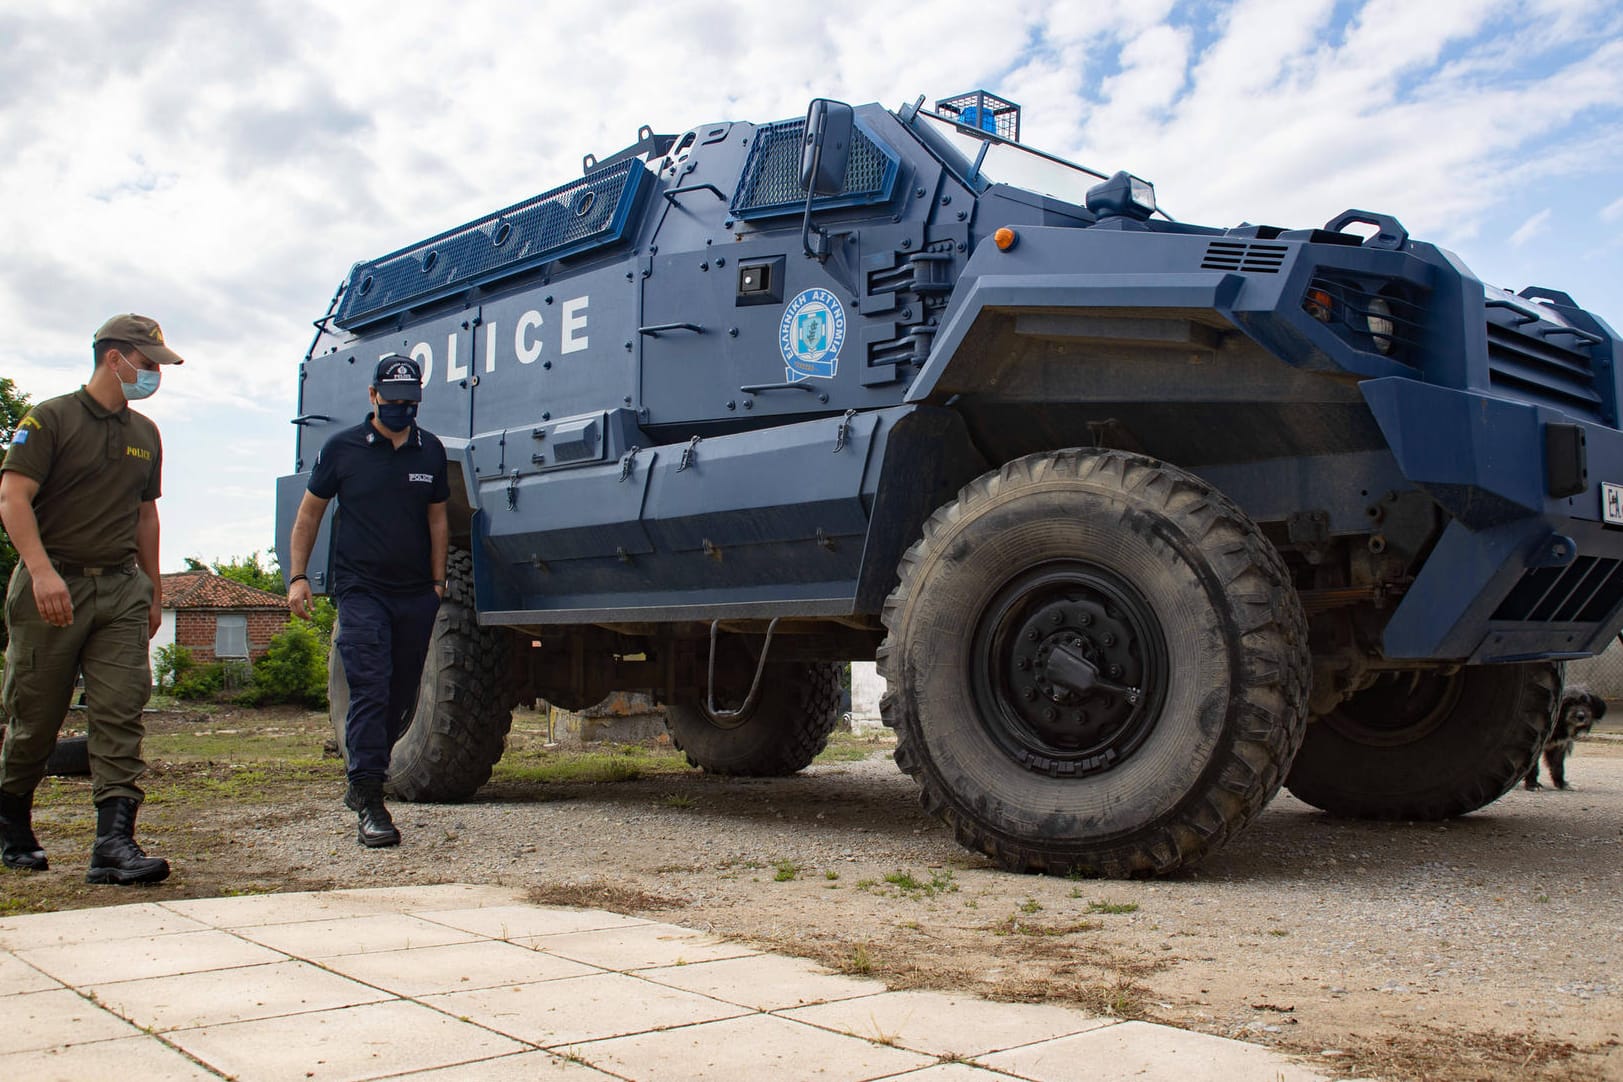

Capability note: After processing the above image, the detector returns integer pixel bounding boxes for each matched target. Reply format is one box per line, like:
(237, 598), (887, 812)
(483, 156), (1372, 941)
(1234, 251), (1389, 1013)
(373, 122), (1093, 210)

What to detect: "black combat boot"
(86, 797), (170, 885)
(343, 778), (401, 848)
(0, 789), (48, 871)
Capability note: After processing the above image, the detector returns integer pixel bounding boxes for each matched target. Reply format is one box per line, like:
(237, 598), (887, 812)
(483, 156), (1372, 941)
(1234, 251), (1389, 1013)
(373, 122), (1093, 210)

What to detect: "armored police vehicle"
(278, 91), (1623, 876)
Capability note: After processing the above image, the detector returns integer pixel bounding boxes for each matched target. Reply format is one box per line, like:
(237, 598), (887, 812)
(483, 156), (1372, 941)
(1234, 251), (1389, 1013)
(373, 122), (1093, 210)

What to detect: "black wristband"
(288, 574), (309, 586)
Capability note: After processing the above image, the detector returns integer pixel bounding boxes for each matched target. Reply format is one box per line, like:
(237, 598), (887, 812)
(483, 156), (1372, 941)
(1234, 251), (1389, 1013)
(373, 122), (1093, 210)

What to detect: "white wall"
(850, 661), (885, 732)
(149, 610), (175, 684)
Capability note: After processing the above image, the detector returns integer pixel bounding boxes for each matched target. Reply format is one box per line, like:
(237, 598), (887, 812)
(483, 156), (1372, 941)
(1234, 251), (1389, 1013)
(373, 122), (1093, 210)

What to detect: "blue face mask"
(118, 355), (161, 401)
(377, 402), (417, 431)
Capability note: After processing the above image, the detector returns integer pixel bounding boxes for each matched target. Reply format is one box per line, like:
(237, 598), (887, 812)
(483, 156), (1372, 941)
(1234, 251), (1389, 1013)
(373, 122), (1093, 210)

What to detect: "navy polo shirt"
(308, 416), (450, 595)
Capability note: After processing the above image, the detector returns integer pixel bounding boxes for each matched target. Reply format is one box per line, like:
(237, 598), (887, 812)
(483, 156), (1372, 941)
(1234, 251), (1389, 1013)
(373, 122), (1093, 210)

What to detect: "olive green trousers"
(2, 563), (153, 803)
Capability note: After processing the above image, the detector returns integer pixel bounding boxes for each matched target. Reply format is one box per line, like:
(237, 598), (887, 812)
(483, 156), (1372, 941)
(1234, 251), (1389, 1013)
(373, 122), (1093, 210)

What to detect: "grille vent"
(730, 119), (897, 219)
(336, 159), (648, 330)
(1200, 240), (1287, 273)
(1486, 315), (1604, 421)
(1493, 556), (1623, 623)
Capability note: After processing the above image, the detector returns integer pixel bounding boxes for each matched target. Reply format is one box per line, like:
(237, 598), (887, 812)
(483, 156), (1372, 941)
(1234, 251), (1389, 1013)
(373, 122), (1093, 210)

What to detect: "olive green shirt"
(1, 387), (162, 565)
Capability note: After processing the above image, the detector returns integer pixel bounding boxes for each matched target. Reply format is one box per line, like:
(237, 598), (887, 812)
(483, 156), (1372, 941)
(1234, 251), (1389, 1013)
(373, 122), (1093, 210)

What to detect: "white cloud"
(1509, 208), (1554, 247)
(1604, 195), (1623, 222)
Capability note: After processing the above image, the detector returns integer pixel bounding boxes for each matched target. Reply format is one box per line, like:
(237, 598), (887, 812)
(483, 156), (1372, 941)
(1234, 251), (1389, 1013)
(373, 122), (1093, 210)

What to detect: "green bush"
(237, 620), (327, 708)
(173, 661), (225, 700)
(154, 642), (194, 693)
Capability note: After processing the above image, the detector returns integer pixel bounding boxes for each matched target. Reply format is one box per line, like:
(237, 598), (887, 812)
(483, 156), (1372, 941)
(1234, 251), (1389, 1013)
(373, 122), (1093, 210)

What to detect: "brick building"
(149, 571), (289, 671)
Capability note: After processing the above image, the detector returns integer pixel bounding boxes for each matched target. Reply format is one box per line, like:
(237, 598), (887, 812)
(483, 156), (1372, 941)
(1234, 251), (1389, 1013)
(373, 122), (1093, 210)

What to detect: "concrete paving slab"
(17, 928), (285, 986)
(0, 1034), (221, 1081)
(781, 988), (1113, 1059)
(424, 970), (750, 1047)
(416, 902), (652, 940)
(319, 938), (601, 997)
(0, 950), (61, 995)
(233, 912), (483, 959)
(571, 1010), (937, 1082)
(638, 952), (886, 1011)
(0, 987), (141, 1054)
(0, 901), (209, 950)
(166, 998), (527, 1082)
(980, 1019), (1330, 1082)
(0, 886), (1338, 1082)
(327, 882), (527, 910)
(386, 1049), (624, 1079)
(85, 958), (392, 1032)
(162, 888), (418, 928)
(517, 920), (759, 970)
(881, 1064), (1029, 1080)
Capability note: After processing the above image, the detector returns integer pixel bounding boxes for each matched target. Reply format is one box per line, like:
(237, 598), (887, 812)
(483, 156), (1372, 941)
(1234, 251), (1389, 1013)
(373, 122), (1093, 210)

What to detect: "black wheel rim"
(969, 560), (1169, 777)
(1324, 670), (1465, 747)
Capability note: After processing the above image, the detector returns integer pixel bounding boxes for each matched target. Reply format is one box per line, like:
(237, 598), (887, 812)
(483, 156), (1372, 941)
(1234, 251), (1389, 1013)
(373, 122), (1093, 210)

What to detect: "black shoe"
(86, 797), (170, 885)
(0, 789), (48, 871)
(344, 780), (401, 848)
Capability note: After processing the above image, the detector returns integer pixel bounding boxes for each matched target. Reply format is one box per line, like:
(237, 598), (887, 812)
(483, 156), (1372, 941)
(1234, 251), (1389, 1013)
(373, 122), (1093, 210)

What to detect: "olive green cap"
(93, 313), (185, 365)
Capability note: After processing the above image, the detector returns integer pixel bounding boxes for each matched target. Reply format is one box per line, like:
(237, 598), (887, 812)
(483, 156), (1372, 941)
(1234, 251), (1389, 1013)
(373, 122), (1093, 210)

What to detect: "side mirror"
(799, 99), (853, 196)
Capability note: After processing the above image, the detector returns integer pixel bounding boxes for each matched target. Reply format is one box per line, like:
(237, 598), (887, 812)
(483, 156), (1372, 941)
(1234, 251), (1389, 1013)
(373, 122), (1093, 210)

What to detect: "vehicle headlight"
(1365, 297), (1395, 354)
(1128, 176), (1156, 215)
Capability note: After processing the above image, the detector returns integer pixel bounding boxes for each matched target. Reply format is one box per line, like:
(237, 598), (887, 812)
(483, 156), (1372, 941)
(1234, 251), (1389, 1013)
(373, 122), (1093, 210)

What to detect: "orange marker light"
(993, 227), (1018, 251)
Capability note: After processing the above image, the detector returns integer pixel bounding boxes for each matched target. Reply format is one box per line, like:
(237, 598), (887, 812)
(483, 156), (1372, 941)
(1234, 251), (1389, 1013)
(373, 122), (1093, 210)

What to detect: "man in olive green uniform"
(0, 314), (184, 884)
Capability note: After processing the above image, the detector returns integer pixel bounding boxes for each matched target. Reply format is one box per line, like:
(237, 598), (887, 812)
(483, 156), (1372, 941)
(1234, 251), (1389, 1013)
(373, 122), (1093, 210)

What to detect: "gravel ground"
(209, 732), (1623, 1082)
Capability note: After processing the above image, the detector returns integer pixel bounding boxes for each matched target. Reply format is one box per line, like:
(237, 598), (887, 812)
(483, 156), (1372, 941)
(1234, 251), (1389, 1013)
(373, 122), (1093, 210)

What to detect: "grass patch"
(990, 915), (1103, 937)
(493, 743), (692, 785)
(844, 944), (874, 975)
(861, 869), (958, 899)
(813, 730), (895, 764)
(1085, 900), (1139, 915)
(774, 860), (801, 882)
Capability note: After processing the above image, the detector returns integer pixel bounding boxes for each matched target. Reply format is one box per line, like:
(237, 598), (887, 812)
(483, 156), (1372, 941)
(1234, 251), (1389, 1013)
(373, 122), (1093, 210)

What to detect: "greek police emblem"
(779, 287), (845, 382)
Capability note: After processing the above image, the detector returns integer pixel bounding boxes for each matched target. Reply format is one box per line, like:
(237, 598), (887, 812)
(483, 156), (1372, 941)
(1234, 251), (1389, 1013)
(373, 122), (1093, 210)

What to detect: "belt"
(51, 560), (137, 577)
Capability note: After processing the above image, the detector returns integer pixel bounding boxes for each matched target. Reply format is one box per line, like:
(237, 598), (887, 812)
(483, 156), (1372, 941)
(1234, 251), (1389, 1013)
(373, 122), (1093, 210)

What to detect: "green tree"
(238, 620), (328, 707)
(185, 551), (285, 595)
(1, 378), (34, 651)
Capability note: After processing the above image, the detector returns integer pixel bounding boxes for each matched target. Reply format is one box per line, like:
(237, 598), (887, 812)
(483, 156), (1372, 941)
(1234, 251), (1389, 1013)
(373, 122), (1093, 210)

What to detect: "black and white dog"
(1526, 688), (1606, 790)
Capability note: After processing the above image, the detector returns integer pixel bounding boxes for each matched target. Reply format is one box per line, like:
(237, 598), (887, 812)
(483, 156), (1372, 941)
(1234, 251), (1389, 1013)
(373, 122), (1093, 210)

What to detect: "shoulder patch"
(10, 428), (26, 445)
(19, 414), (41, 430)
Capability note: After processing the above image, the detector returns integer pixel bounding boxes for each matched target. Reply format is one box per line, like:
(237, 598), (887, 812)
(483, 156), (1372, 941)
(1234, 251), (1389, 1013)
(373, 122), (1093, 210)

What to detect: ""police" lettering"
(391, 294), (589, 383)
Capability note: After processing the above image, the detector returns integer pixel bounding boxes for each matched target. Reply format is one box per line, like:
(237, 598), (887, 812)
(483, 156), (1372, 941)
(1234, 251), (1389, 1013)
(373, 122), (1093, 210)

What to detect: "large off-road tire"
(1285, 662), (1558, 819)
(664, 661), (842, 776)
(328, 549), (518, 802)
(878, 450), (1311, 877)
(46, 734), (90, 776)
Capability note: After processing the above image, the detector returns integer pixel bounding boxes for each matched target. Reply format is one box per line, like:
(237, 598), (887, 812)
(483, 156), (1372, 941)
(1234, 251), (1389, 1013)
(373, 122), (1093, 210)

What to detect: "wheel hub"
(972, 564), (1166, 778)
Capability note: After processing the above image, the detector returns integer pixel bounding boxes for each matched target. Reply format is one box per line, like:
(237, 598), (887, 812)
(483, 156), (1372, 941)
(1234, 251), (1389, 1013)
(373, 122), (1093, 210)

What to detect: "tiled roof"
(160, 571), (287, 611)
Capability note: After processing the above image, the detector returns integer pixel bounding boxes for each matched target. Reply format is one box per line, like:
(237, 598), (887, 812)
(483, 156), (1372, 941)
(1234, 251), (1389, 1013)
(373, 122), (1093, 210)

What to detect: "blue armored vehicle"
(278, 92), (1623, 876)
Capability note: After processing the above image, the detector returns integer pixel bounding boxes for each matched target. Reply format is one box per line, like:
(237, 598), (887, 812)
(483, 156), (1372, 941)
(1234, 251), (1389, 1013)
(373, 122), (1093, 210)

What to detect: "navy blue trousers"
(335, 588), (440, 783)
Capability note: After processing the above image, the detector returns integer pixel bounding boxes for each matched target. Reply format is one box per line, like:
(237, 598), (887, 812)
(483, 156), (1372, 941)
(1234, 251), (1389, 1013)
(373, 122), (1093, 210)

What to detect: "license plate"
(1604, 483), (1623, 525)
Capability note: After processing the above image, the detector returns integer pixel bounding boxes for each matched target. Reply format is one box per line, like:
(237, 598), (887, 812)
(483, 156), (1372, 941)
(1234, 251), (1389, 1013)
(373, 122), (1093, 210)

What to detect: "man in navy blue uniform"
(286, 355), (448, 847)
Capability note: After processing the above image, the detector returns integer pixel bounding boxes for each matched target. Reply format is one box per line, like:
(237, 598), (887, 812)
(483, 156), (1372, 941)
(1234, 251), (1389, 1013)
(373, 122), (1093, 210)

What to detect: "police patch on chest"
(779, 287), (845, 383)
(408, 472), (433, 483)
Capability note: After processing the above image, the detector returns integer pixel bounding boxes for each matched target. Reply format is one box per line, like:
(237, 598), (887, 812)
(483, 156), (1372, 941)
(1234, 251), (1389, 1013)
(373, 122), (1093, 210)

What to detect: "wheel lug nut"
(1023, 688), (1037, 701)
(1016, 658), (1030, 670)
(1109, 665), (1123, 678)
(1101, 633), (1116, 646)
(1079, 613), (1092, 626)
(1049, 612), (1063, 625)
(1044, 707), (1058, 721)
(1027, 630), (1039, 642)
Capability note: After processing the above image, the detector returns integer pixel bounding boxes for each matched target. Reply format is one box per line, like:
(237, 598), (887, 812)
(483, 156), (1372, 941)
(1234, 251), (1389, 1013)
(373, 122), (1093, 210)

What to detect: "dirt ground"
(6, 705), (1622, 1082)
